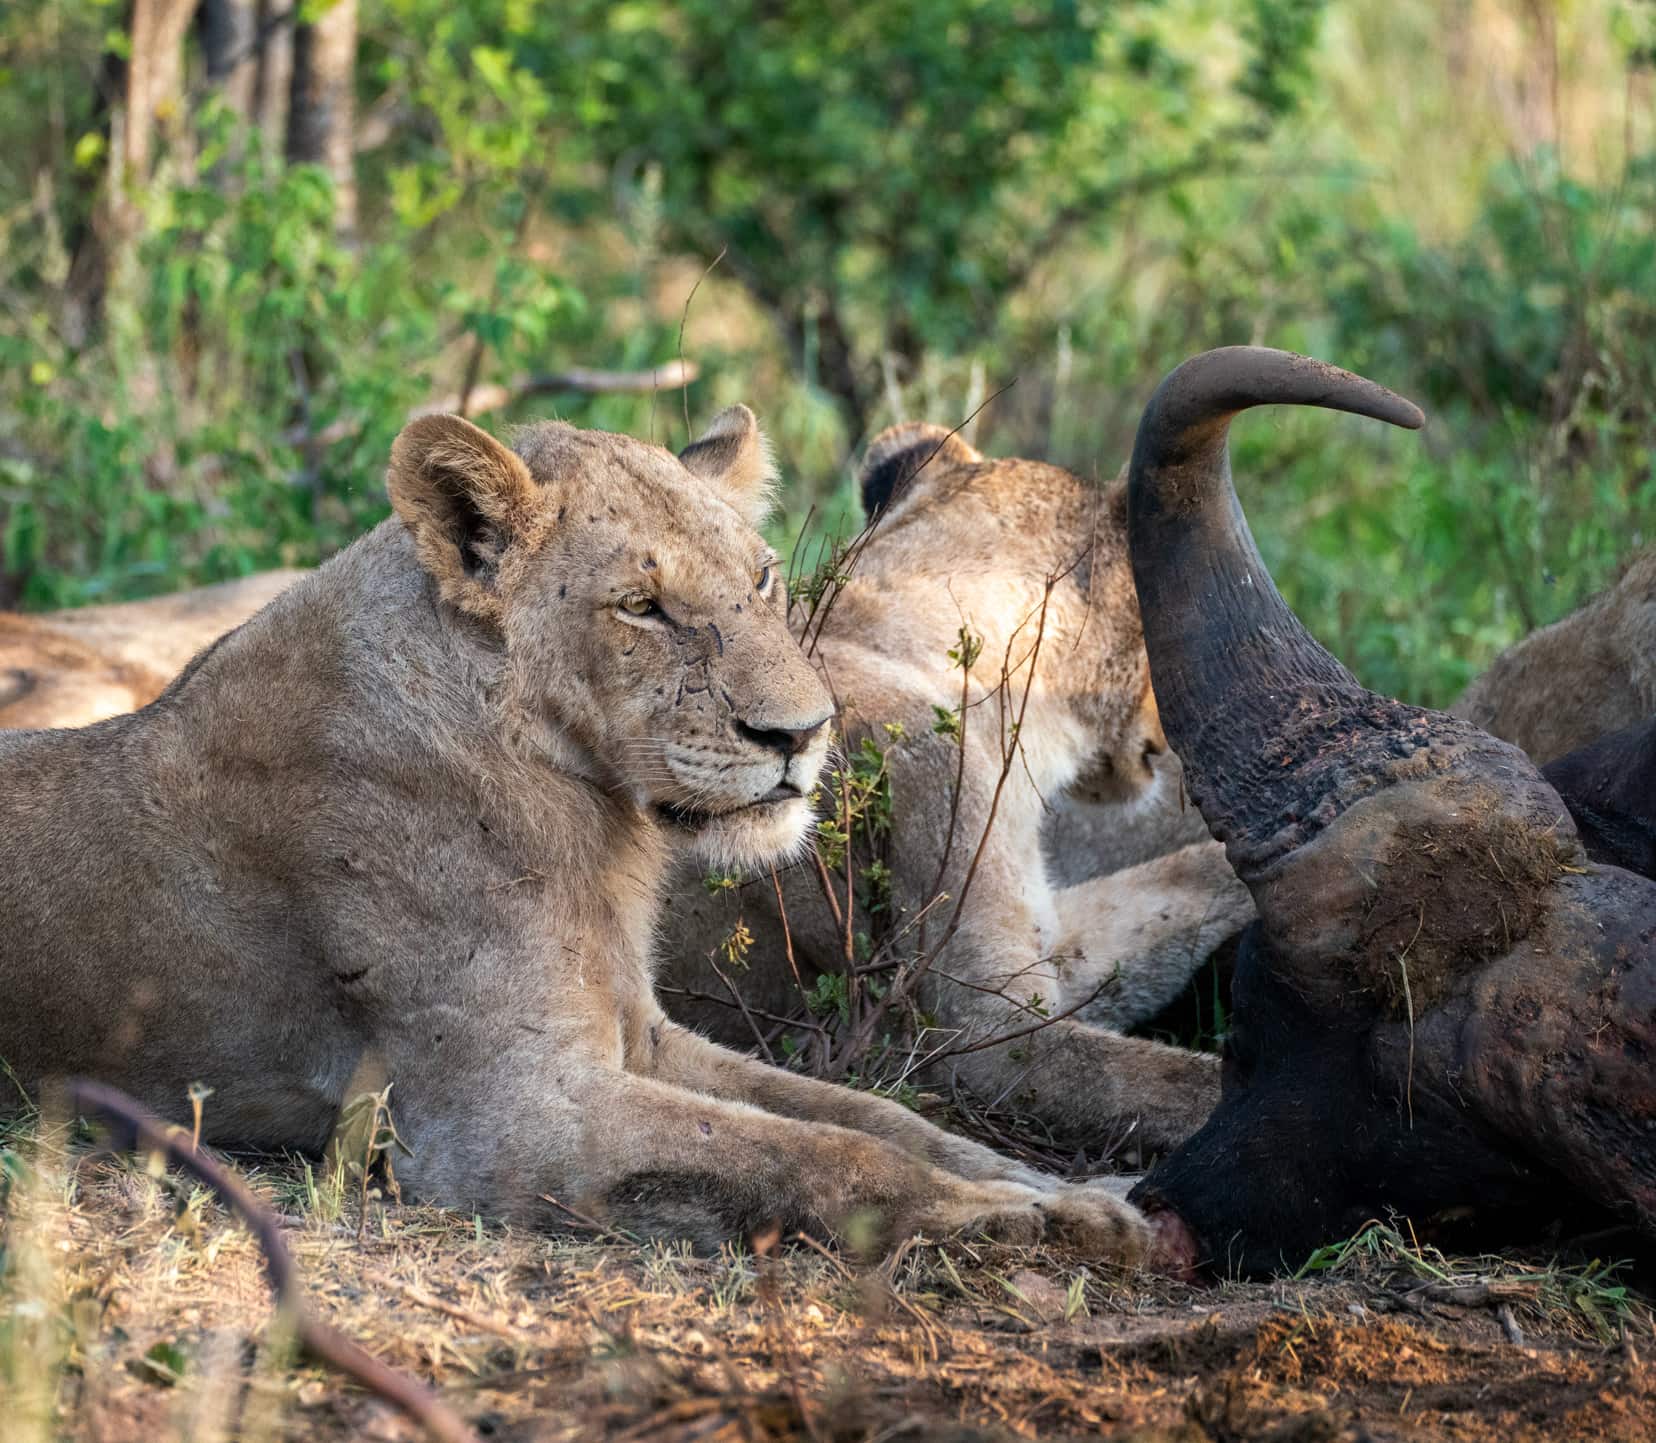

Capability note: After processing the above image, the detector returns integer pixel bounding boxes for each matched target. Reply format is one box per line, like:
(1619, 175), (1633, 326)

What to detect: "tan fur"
(1453, 549), (1656, 764)
(1044, 759), (1213, 886)
(0, 572), (305, 729)
(0, 410), (1148, 1261)
(661, 426), (1254, 1156)
(1048, 688), (1214, 885)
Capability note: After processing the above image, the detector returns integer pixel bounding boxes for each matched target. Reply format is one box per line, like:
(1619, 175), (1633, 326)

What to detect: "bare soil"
(4, 1149), (1652, 1443)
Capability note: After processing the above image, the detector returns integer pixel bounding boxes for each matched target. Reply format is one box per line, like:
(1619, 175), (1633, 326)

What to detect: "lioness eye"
(753, 565), (771, 592)
(620, 593), (658, 617)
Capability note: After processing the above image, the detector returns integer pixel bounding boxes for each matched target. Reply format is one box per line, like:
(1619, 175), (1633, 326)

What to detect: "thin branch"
(708, 950), (777, 1064)
(281, 360), (701, 449)
(538, 1192), (638, 1247)
(462, 196), (553, 418)
(769, 863), (804, 992)
(654, 983), (828, 1037)
(798, 381), (1017, 660)
(931, 578), (1056, 959)
(68, 1080), (478, 1443)
(920, 979), (1113, 1064)
(676, 246), (725, 445)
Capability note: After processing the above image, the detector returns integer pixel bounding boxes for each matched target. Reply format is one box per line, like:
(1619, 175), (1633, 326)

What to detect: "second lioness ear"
(387, 414), (539, 618)
(678, 405), (777, 525)
(859, 423), (982, 520)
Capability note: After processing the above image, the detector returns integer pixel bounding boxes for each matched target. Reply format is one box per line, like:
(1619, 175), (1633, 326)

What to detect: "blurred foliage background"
(0, 0), (1653, 705)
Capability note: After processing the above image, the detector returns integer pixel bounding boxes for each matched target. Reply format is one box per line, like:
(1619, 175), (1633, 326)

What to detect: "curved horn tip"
(1152, 346), (1426, 435)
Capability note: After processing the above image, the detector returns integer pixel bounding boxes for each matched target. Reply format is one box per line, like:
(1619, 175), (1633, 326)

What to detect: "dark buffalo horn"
(1129, 348), (1578, 989)
(1129, 346), (1422, 698)
(1128, 348), (1420, 875)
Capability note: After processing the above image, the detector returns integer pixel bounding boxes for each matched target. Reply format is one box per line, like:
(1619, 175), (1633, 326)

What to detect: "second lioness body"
(660, 425), (1252, 1155)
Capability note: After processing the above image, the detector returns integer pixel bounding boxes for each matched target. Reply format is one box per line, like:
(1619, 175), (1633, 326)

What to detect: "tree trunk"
(253, 0), (293, 171)
(785, 298), (869, 446)
(120, 0), (198, 188)
(287, 0), (357, 233)
(200, 0), (259, 123)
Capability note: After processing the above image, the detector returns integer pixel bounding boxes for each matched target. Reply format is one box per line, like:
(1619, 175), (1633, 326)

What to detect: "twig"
(654, 983), (828, 1037)
(769, 863), (805, 993)
(921, 595), (977, 954)
(458, 195), (536, 417)
(753, 1226), (826, 1443)
(929, 579), (1056, 962)
(538, 1192), (637, 1247)
(68, 1080), (478, 1443)
(676, 247), (726, 444)
(363, 1270), (532, 1345)
(809, 846), (846, 933)
(1398, 903), (1425, 1130)
(708, 951), (777, 1064)
(281, 361), (702, 450)
(797, 381), (1017, 660)
(790, 1232), (941, 1354)
(920, 980), (1113, 1063)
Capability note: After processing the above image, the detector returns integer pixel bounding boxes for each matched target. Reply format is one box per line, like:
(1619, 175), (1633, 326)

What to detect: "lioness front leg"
(926, 915), (1220, 1156)
(949, 1011), (1219, 1158)
(1051, 840), (1254, 1030)
(380, 1032), (1149, 1262)
(638, 1017), (1050, 1187)
(579, 1072), (1149, 1257)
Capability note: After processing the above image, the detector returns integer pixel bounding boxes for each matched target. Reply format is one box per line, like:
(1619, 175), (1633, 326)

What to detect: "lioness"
(0, 408), (1151, 1260)
(0, 571), (305, 729)
(661, 424), (1254, 1155)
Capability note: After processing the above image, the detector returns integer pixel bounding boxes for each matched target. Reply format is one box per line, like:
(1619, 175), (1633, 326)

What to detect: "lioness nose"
(736, 712), (831, 758)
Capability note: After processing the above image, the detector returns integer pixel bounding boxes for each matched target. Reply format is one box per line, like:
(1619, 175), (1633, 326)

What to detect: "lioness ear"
(679, 405), (777, 525)
(387, 414), (538, 617)
(859, 422), (982, 520)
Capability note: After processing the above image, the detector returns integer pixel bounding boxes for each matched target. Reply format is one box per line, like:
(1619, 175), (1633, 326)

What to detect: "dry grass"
(6, 1109), (1656, 1443)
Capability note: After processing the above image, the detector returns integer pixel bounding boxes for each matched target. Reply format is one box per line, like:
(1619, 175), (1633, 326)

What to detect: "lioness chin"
(0, 406), (1149, 1262)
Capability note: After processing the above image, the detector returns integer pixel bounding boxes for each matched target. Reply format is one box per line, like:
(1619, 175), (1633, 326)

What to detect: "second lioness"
(661, 425), (1253, 1155)
(1, 407), (1148, 1260)
(1, 571), (304, 729)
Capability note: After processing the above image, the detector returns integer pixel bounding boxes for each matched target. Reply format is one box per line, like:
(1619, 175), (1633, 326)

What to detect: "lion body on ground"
(660, 425), (1253, 1156)
(0, 408), (1149, 1261)
(1453, 549), (1656, 764)
(0, 572), (305, 729)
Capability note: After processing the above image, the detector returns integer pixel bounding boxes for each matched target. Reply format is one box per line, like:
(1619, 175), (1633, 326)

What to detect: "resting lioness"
(0, 571), (305, 729)
(662, 424), (1254, 1154)
(0, 408), (1150, 1260)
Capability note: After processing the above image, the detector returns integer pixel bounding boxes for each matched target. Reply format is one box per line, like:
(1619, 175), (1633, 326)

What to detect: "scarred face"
(387, 406), (833, 871)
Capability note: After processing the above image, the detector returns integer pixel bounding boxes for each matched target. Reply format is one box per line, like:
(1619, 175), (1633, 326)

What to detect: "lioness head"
(858, 421), (1174, 815)
(387, 406), (833, 868)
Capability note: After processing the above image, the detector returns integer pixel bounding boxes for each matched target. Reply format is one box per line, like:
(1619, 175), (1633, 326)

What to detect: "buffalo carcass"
(1452, 547), (1656, 765)
(1542, 718), (1656, 883)
(1120, 346), (1656, 1277)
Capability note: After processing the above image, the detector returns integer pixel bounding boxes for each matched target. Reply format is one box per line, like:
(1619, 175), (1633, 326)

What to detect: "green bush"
(1, 0), (1652, 721)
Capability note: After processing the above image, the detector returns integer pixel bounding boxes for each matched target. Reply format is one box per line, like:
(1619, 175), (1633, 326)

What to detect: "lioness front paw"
(922, 1180), (1150, 1264)
(1035, 1183), (1151, 1264)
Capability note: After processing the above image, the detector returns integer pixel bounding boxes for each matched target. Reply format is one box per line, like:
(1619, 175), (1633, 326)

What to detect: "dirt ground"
(4, 1141), (1653, 1443)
